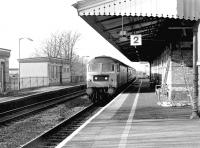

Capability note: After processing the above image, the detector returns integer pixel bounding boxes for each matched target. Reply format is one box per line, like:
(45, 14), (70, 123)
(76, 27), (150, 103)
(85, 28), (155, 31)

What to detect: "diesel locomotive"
(86, 56), (136, 103)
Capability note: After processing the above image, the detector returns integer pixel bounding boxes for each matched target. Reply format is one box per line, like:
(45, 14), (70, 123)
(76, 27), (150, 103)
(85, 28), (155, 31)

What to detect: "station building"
(9, 68), (18, 78)
(19, 57), (70, 89)
(0, 48), (11, 94)
(73, 0), (200, 118)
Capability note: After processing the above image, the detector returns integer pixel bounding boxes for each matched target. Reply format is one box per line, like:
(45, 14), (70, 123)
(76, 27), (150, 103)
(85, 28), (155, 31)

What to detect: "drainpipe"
(149, 62), (152, 81)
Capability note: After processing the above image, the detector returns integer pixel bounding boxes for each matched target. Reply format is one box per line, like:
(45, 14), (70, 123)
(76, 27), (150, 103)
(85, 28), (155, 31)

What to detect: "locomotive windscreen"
(88, 63), (101, 72)
(102, 63), (114, 72)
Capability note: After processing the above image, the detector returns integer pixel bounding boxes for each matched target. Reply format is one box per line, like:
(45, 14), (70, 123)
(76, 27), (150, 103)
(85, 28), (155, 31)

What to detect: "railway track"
(19, 82), (134, 148)
(0, 82), (134, 148)
(0, 89), (86, 124)
(20, 104), (99, 148)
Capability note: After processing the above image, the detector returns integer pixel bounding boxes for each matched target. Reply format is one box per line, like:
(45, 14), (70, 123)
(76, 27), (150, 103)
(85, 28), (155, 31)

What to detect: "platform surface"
(57, 79), (200, 148)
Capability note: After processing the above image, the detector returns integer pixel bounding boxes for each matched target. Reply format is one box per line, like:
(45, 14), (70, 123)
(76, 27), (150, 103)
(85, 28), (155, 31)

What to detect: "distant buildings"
(18, 57), (70, 89)
(0, 48), (11, 94)
(9, 68), (18, 78)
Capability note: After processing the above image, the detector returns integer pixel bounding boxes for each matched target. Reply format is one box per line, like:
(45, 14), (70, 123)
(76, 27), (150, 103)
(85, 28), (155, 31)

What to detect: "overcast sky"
(0, 0), (145, 70)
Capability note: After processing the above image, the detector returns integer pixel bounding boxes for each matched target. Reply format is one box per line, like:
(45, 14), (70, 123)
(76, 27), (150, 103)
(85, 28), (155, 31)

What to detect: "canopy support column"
(191, 20), (200, 119)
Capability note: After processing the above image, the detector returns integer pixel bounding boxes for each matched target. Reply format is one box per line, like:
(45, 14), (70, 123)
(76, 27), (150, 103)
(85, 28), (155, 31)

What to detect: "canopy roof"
(74, 0), (200, 20)
(73, 0), (198, 62)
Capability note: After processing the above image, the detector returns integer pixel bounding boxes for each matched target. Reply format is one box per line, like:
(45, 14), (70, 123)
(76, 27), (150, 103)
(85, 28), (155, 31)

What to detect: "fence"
(10, 77), (49, 91)
(9, 76), (86, 91)
(71, 75), (86, 83)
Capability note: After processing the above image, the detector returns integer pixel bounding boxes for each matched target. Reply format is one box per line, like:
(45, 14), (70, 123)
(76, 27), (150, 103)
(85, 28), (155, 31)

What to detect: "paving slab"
(57, 79), (200, 148)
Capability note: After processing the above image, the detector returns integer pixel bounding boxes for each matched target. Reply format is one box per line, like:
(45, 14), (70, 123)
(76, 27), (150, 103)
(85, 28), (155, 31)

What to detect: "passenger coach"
(86, 56), (136, 103)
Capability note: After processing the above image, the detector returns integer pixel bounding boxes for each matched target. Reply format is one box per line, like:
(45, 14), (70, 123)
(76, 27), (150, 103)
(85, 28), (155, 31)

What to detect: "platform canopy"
(73, 0), (200, 61)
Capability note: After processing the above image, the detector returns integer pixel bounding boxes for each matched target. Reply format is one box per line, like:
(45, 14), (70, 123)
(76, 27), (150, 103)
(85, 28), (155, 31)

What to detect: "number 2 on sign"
(134, 36), (139, 43)
(131, 35), (142, 46)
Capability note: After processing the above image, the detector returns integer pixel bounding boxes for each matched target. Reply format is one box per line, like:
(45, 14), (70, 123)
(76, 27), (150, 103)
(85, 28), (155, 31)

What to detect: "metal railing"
(9, 76), (86, 91)
(71, 75), (86, 83)
(9, 77), (49, 91)
(155, 84), (169, 103)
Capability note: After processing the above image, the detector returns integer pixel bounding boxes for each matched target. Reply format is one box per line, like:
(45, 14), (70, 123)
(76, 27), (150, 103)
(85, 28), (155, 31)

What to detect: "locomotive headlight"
(87, 79), (92, 82)
(86, 88), (93, 95)
(105, 77), (108, 80)
(94, 77), (98, 80)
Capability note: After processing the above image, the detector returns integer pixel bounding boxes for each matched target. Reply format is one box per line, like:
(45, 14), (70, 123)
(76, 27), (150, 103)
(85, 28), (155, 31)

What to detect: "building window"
(56, 66), (59, 78)
(63, 68), (66, 72)
(54, 66), (56, 79)
(51, 65), (54, 79)
(56, 66), (58, 78)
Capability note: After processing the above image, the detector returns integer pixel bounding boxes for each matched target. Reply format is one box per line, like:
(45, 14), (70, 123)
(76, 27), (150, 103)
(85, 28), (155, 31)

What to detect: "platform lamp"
(18, 37), (33, 90)
(82, 56), (89, 82)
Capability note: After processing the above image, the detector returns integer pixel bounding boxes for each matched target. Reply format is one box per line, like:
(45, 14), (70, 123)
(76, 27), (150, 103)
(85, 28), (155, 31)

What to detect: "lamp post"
(18, 37), (33, 90)
(81, 56), (89, 82)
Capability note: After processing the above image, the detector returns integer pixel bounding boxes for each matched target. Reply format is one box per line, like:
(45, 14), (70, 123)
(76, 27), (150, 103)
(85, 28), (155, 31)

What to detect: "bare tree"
(33, 31), (81, 82)
(40, 32), (63, 58)
(34, 31), (80, 66)
(35, 31), (80, 60)
(59, 31), (81, 72)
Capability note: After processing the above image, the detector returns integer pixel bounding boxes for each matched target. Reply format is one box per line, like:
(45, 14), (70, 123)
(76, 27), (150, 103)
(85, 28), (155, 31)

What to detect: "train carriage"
(86, 56), (136, 103)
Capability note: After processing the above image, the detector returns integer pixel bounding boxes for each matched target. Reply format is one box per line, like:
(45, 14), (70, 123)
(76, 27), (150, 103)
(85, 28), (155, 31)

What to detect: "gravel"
(0, 95), (91, 148)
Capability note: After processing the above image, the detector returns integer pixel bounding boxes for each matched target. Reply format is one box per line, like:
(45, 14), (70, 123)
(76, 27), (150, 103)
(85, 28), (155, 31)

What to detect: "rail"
(20, 104), (96, 148)
(0, 86), (86, 124)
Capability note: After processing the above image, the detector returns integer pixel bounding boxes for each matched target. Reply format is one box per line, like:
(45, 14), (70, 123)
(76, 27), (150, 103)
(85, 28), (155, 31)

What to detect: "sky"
(0, 0), (146, 71)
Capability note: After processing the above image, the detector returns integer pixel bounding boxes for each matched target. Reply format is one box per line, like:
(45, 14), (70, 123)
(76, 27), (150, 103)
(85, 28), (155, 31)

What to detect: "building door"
(0, 62), (5, 92)
(60, 66), (62, 84)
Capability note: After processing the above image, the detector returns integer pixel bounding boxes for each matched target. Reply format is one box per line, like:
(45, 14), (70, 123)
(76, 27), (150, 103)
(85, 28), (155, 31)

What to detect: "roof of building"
(9, 68), (18, 71)
(18, 57), (69, 64)
(0, 48), (11, 58)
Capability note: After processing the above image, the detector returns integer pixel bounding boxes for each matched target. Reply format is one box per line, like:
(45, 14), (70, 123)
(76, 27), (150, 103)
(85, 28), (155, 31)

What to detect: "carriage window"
(112, 64), (114, 71)
(117, 65), (120, 72)
(88, 64), (100, 72)
(102, 63), (114, 72)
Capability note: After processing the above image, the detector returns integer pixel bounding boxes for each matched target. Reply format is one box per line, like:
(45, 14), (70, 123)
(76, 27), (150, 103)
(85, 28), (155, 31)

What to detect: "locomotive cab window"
(102, 63), (115, 72)
(88, 63), (100, 72)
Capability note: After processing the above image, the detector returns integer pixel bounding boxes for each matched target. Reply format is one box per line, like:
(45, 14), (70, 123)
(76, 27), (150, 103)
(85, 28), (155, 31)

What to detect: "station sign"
(130, 34), (142, 46)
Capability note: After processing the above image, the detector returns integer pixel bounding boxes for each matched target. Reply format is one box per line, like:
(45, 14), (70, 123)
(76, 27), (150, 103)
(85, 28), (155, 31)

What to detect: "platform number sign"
(130, 35), (142, 46)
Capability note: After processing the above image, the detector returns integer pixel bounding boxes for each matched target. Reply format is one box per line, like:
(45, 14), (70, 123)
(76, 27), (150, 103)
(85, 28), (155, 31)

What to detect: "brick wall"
(151, 46), (171, 85)
(151, 42), (193, 103)
(170, 44), (193, 102)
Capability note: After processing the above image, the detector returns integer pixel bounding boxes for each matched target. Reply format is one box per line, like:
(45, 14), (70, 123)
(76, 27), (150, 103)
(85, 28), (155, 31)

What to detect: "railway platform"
(56, 79), (200, 148)
(0, 82), (85, 103)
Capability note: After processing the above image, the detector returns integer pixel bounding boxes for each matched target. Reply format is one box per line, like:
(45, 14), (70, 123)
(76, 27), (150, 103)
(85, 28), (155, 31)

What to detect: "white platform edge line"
(118, 80), (142, 148)
(55, 81), (136, 148)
